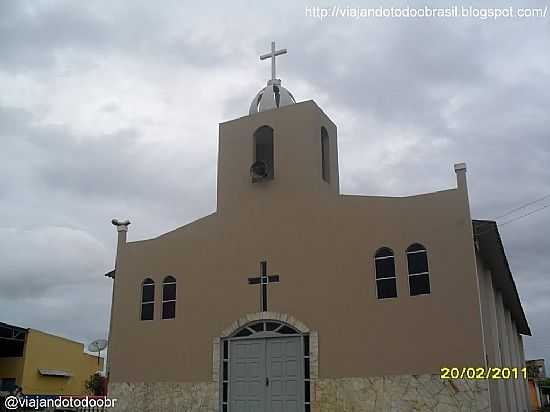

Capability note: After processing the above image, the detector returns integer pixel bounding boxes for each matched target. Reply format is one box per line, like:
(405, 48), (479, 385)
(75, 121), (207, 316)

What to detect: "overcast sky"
(1, 0), (548, 366)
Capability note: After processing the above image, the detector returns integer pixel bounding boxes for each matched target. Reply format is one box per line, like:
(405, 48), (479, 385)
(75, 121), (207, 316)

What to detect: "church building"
(106, 42), (531, 412)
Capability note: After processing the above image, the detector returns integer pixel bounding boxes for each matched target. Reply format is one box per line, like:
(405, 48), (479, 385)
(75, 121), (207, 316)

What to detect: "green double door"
(229, 336), (303, 412)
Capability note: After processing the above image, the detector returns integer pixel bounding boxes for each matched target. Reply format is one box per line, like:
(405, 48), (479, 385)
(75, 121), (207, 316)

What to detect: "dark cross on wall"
(248, 260), (280, 312)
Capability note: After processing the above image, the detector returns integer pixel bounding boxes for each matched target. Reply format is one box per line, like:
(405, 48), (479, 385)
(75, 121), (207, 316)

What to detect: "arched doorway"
(217, 316), (313, 412)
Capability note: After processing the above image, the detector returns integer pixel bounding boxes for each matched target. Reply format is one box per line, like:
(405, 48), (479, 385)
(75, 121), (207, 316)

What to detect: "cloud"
(0, 226), (107, 299)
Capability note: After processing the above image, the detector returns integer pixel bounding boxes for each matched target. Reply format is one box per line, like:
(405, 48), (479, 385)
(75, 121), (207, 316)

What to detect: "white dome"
(249, 79), (296, 115)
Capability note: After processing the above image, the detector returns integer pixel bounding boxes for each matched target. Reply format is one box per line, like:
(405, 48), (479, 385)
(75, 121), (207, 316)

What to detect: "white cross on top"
(260, 41), (287, 81)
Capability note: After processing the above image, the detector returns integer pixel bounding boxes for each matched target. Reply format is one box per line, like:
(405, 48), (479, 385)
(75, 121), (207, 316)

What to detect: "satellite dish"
(88, 339), (108, 370)
(250, 161), (269, 182)
(88, 339), (108, 352)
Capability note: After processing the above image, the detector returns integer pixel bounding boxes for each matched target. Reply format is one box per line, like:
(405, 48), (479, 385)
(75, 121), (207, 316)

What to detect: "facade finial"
(112, 218), (131, 247)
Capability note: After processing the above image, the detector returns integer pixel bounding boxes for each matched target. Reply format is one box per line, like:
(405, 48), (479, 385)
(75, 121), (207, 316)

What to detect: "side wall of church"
(477, 251), (531, 412)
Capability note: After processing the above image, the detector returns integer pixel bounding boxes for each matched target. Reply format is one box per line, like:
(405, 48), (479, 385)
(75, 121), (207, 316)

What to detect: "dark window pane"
(143, 278), (154, 285)
(407, 251), (428, 274)
(377, 278), (397, 299)
(223, 361), (228, 380)
(142, 284), (154, 303)
(304, 358), (310, 379)
(163, 283), (176, 301)
(254, 126), (274, 179)
(321, 127), (330, 182)
(223, 405), (227, 412)
(407, 243), (425, 253)
(303, 335), (309, 355)
(250, 322), (264, 332)
(223, 382), (228, 400)
(375, 247), (393, 258)
(266, 322), (279, 331)
(141, 302), (154, 320)
(305, 404), (311, 412)
(375, 257), (395, 278)
(410, 274), (431, 296)
(163, 275), (176, 283)
(234, 328), (252, 337)
(223, 340), (228, 359)
(278, 325), (298, 334)
(304, 379), (310, 402)
(162, 301), (176, 319)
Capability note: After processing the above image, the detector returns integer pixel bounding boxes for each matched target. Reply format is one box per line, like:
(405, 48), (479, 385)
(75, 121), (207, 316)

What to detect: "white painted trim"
(406, 249), (427, 255)
(374, 255), (394, 261)
(408, 271), (429, 277)
(376, 274), (397, 280)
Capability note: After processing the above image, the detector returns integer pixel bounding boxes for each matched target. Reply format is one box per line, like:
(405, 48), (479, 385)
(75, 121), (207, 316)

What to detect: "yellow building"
(0, 322), (103, 395)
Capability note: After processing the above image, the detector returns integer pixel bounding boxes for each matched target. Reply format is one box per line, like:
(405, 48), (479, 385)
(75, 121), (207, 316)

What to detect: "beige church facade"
(106, 44), (531, 412)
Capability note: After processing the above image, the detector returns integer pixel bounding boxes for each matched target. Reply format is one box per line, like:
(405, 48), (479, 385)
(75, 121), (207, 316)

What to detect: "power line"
(499, 203), (550, 227)
(475, 202), (550, 237)
(494, 193), (550, 220)
(473, 192), (550, 235)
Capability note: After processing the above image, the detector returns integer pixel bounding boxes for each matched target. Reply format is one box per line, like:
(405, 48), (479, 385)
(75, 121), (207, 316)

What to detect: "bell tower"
(216, 42), (340, 213)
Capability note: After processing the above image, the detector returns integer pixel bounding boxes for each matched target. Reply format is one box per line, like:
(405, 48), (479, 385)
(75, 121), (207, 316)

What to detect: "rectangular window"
(142, 284), (154, 303)
(222, 339), (229, 411)
(409, 274), (430, 296)
(376, 278), (397, 299)
(375, 257), (395, 278)
(321, 128), (330, 182)
(303, 335), (311, 412)
(407, 252), (429, 275)
(163, 283), (176, 301)
(141, 302), (154, 321)
(162, 301), (176, 320)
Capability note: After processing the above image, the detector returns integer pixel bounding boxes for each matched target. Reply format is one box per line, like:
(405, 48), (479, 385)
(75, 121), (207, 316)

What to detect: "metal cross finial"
(260, 41), (287, 82)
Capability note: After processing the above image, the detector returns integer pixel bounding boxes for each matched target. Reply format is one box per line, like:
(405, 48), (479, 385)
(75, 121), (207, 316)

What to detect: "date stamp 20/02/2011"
(441, 367), (527, 380)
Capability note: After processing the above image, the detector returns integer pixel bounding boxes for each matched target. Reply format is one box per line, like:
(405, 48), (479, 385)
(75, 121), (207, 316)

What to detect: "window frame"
(253, 125), (274, 180)
(162, 275), (177, 320)
(406, 243), (431, 296)
(374, 247), (398, 299)
(321, 127), (330, 183)
(140, 278), (155, 321)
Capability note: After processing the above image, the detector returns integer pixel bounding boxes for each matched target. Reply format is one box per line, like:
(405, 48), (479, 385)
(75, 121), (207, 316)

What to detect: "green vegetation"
(85, 373), (106, 396)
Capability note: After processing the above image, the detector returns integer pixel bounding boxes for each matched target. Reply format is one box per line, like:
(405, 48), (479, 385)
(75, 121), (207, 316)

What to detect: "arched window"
(230, 320), (300, 337)
(162, 275), (176, 320)
(375, 247), (397, 299)
(407, 243), (431, 296)
(140, 278), (155, 321)
(253, 126), (274, 181)
(321, 127), (330, 182)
